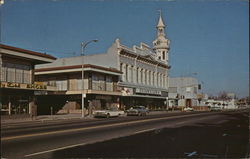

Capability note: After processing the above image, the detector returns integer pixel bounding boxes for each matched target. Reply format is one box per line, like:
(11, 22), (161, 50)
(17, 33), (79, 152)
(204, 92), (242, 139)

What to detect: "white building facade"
(168, 77), (201, 108)
(35, 12), (171, 110)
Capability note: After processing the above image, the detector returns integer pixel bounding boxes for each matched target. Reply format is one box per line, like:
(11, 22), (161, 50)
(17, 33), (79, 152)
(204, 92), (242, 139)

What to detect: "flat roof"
(35, 64), (123, 75)
(1, 44), (56, 60)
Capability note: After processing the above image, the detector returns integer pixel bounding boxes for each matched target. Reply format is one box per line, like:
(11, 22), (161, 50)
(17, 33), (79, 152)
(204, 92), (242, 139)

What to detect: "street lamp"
(81, 39), (98, 118)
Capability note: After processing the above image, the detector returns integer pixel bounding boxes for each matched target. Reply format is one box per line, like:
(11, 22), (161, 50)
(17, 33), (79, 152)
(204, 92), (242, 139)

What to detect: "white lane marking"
(24, 143), (86, 157)
(185, 151), (197, 157)
(2, 113), (207, 141)
(134, 128), (155, 134)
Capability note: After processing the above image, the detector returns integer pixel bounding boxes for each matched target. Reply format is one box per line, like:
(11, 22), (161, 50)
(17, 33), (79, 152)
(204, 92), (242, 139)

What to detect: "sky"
(1, 0), (249, 98)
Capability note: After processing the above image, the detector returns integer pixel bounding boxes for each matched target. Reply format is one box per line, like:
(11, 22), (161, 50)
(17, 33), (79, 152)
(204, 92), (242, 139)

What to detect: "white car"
(184, 107), (194, 111)
(93, 108), (125, 118)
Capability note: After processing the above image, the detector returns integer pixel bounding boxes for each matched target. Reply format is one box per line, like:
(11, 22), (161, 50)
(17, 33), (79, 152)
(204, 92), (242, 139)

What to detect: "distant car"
(127, 106), (148, 116)
(210, 106), (222, 111)
(93, 108), (125, 118)
(184, 107), (194, 111)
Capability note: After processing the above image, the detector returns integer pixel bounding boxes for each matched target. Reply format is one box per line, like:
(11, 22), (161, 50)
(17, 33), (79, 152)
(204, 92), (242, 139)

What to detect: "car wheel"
(106, 114), (110, 118)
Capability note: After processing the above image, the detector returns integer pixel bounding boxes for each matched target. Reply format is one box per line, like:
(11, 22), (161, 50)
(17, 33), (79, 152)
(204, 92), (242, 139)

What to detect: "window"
(136, 67), (139, 83)
(148, 71), (150, 85)
(152, 72), (155, 86)
(130, 66), (133, 83)
(1, 62), (31, 84)
(125, 64), (128, 82)
(140, 69), (143, 84)
(92, 73), (105, 91)
(120, 63), (123, 71)
(162, 51), (165, 60)
(56, 80), (68, 91)
(106, 76), (113, 91)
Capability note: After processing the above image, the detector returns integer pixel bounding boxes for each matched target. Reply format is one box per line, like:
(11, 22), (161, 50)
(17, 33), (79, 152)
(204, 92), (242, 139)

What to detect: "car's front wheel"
(106, 113), (110, 118)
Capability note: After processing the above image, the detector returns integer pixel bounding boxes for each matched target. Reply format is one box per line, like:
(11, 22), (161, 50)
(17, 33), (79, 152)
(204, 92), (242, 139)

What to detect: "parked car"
(93, 108), (125, 118)
(184, 107), (194, 111)
(127, 106), (148, 116)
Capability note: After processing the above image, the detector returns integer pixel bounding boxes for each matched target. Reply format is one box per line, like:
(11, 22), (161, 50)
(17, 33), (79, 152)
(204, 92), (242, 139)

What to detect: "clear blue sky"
(1, 0), (249, 98)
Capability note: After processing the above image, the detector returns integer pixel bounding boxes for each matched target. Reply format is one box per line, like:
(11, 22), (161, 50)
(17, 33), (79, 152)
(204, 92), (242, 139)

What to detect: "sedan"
(93, 108), (125, 118)
(127, 106), (148, 116)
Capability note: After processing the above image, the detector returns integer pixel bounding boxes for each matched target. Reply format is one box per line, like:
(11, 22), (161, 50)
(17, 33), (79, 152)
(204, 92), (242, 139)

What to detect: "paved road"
(1, 110), (249, 159)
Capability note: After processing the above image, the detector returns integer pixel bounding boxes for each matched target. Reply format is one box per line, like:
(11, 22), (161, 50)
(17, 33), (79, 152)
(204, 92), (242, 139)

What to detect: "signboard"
(0, 82), (20, 88)
(135, 88), (161, 95)
(34, 91), (48, 95)
(0, 82), (47, 90)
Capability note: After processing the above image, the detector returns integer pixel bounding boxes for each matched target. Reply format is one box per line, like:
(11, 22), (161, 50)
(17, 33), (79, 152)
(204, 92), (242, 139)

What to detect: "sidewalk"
(1, 114), (88, 125)
(1, 110), (182, 125)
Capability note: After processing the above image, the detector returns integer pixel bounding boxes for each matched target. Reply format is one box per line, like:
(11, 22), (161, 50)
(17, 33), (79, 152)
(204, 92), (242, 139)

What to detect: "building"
(35, 12), (171, 113)
(168, 77), (202, 109)
(205, 99), (238, 110)
(118, 12), (170, 109)
(35, 63), (122, 115)
(0, 44), (56, 116)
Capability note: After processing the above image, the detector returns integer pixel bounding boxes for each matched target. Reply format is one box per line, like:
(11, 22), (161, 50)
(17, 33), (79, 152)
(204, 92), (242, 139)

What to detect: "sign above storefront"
(0, 82), (47, 90)
(135, 88), (161, 95)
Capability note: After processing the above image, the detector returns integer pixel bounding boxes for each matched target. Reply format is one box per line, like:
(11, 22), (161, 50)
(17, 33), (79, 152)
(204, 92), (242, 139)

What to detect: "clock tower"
(153, 11), (170, 65)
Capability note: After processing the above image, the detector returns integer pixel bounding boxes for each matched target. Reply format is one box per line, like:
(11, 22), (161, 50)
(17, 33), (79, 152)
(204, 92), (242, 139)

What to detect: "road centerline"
(1, 112), (215, 141)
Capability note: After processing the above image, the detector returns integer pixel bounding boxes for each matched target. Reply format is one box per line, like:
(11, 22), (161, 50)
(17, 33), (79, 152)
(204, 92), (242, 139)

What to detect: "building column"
(29, 97), (37, 118)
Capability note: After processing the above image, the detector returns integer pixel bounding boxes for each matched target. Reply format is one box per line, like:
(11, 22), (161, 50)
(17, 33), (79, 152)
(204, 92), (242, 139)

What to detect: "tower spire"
(157, 10), (165, 28)
(152, 10), (170, 64)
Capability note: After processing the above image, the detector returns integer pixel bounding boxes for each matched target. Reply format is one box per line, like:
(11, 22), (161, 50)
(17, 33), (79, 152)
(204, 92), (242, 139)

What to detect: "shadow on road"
(52, 111), (249, 158)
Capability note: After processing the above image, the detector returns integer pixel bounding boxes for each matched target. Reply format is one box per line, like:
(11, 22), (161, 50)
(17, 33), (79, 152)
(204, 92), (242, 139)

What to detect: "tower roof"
(157, 11), (165, 28)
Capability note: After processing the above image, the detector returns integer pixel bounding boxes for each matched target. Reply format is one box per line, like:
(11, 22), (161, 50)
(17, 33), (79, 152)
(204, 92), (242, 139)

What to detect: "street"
(1, 110), (249, 159)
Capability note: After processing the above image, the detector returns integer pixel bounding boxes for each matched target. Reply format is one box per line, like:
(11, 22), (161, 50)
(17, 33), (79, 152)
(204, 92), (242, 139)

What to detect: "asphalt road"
(1, 110), (249, 159)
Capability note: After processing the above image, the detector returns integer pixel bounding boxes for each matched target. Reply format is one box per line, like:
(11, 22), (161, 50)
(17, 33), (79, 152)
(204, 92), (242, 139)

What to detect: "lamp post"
(81, 39), (98, 118)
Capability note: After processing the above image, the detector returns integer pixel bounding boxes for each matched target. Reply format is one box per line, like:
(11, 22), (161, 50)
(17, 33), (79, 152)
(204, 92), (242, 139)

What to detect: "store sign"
(0, 82), (20, 88)
(0, 82), (47, 90)
(135, 88), (161, 95)
(27, 84), (47, 90)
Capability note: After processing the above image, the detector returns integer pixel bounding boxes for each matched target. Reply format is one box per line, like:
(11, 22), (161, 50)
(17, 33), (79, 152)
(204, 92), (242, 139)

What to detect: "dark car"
(127, 106), (148, 116)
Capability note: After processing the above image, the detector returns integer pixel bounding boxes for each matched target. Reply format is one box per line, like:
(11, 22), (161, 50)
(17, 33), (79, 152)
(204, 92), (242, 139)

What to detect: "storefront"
(120, 86), (168, 110)
(0, 44), (56, 116)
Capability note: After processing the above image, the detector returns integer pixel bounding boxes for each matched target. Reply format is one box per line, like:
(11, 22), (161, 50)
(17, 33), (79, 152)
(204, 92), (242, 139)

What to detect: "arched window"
(162, 51), (165, 60)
